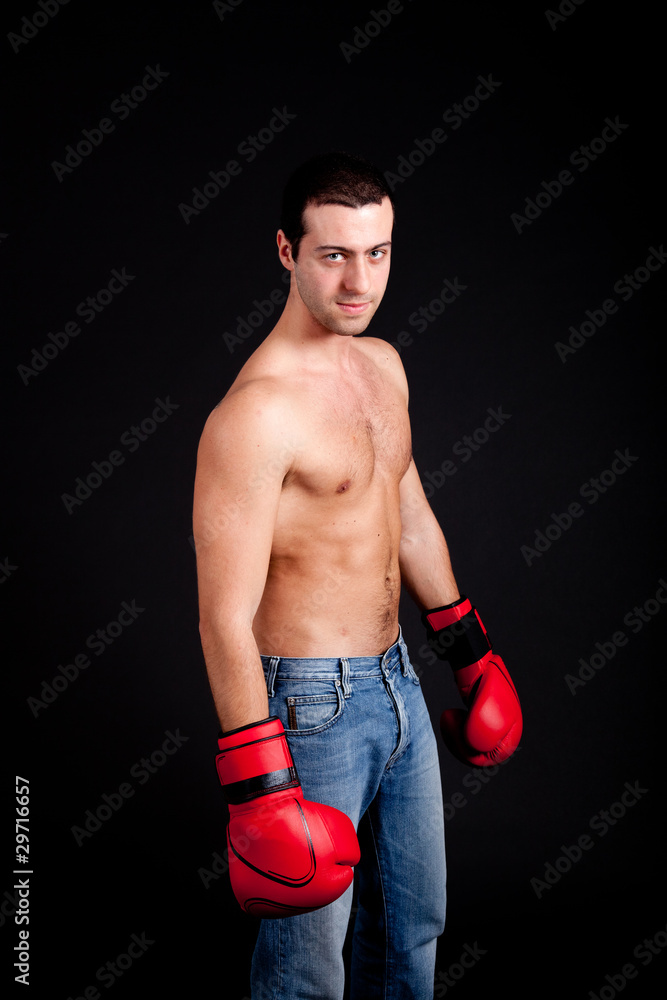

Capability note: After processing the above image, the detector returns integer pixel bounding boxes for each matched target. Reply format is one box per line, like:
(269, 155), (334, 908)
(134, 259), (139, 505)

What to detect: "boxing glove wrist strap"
(422, 596), (492, 669)
(216, 716), (300, 805)
(221, 767), (300, 805)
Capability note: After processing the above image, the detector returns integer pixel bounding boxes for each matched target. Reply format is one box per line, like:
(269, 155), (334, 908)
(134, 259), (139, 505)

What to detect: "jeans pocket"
(278, 680), (345, 734)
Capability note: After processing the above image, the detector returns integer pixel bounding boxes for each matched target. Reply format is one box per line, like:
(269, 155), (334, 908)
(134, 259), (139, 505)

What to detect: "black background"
(4, 1), (665, 997)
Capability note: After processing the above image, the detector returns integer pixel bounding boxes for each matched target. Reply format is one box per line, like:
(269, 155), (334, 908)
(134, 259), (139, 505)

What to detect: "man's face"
(284, 197), (393, 337)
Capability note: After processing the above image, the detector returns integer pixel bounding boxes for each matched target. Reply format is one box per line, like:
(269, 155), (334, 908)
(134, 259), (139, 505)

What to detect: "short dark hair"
(280, 151), (394, 260)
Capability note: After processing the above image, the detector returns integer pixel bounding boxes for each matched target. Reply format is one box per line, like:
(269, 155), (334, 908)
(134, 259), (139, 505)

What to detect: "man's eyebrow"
(313, 241), (392, 253)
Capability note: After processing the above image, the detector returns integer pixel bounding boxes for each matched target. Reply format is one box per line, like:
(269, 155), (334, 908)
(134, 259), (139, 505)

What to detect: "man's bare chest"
(286, 377), (412, 497)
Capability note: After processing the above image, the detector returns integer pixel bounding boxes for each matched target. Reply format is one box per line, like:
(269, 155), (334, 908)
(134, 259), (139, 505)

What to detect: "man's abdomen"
(254, 532), (401, 657)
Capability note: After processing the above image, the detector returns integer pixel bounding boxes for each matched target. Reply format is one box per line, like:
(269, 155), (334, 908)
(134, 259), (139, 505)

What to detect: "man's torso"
(227, 335), (412, 656)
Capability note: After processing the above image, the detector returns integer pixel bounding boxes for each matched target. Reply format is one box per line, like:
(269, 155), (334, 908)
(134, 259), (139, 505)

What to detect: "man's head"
(277, 152), (395, 338)
(279, 151), (394, 262)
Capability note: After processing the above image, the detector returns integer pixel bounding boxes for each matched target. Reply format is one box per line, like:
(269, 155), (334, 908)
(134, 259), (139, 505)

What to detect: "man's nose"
(342, 257), (371, 295)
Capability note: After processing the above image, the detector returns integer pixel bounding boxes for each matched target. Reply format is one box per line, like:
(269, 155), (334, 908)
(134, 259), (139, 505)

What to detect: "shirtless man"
(193, 153), (521, 1000)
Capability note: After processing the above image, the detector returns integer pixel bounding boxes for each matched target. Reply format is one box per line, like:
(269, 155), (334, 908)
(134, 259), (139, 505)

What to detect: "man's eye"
(326, 253), (344, 261)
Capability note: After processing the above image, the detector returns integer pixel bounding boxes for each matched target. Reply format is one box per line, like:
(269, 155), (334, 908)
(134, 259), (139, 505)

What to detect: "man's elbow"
(198, 609), (254, 646)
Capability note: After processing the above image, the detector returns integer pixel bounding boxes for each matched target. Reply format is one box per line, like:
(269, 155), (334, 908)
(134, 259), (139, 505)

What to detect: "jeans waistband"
(260, 627), (409, 697)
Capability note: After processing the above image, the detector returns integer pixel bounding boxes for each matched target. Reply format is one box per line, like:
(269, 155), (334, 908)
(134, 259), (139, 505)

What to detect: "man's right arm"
(195, 386), (361, 916)
(192, 383), (295, 731)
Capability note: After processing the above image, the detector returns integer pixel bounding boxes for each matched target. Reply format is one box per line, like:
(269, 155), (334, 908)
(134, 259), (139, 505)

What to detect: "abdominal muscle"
(253, 478), (403, 657)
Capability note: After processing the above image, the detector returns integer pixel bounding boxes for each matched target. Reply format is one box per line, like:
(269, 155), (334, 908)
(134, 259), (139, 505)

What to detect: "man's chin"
(323, 311), (375, 337)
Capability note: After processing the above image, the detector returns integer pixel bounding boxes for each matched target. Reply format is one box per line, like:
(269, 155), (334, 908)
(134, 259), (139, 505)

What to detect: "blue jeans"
(251, 630), (447, 1000)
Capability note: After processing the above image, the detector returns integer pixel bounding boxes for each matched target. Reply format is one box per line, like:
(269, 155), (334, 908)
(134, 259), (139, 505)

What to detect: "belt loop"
(397, 627), (409, 676)
(340, 657), (351, 697)
(265, 656), (280, 698)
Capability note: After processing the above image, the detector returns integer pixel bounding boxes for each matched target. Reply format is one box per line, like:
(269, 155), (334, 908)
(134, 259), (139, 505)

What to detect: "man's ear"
(276, 230), (295, 271)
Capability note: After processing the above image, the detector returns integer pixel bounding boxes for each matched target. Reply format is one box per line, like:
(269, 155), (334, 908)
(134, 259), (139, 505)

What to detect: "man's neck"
(270, 292), (359, 372)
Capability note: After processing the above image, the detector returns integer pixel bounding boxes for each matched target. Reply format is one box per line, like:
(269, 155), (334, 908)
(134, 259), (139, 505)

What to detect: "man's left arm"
(398, 457), (460, 610)
(399, 458), (523, 766)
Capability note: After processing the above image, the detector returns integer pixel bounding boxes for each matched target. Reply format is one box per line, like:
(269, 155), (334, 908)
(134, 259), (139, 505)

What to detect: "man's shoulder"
(196, 376), (302, 485)
(195, 374), (300, 503)
(355, 336), (408, 397)
(355, 335), (401, 362)
(201, 375), (299, 455)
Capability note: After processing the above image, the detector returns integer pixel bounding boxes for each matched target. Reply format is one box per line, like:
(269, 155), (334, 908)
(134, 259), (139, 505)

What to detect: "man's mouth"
(337, 301), (371, 314)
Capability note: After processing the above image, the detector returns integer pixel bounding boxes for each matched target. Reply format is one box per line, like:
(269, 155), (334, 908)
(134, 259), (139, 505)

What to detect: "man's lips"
(337, 301), (371, 314)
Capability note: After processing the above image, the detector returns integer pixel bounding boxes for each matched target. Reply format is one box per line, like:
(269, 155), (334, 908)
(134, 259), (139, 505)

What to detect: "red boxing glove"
(422, 597), (522, 767)
(216, 716), (360, 918)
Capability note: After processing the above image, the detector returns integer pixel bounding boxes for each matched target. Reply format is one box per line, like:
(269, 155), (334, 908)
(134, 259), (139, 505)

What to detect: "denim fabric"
(251, 630), (446, 1000)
